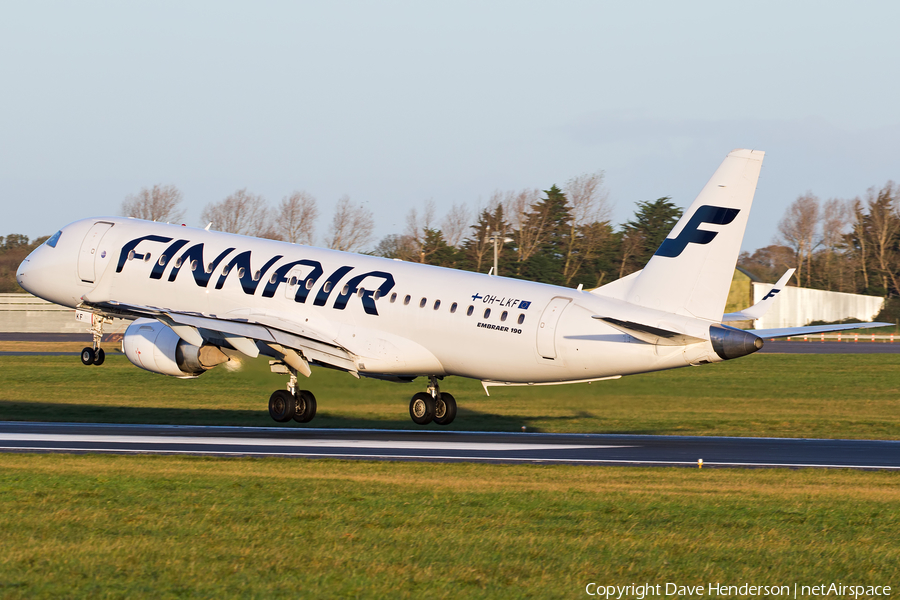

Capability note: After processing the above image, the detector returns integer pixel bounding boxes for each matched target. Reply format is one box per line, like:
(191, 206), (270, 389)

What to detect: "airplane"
(15, 149), (890, 426)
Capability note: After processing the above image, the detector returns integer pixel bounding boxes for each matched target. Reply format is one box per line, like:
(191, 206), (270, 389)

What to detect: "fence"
(0, 293), (125, 334)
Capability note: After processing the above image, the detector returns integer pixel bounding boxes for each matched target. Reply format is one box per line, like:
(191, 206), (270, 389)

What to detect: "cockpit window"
(46, 230), (62, 248)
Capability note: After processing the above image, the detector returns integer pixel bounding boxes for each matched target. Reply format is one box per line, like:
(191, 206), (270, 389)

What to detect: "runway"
(1, 421), (898, 469)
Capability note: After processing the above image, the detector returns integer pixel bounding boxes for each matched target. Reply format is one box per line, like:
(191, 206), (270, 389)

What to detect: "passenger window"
(237, 267), (245, 278)
(253, 270), (261, 281)
(144, 253), (152, 262)
(484, 308), (491, 318)
(501, 311), (508, 322)
(342, 285), (350, 295)
(518, 314), (525, 325)
(305, 278), (314, 290)
(419, 298), (427, 308)
(390, 292), (397, 303)
(466, 305), (474, 316)
(450, 302), (457, 313)
(323, 281), (332, 292)
(434, 300), (441, 310)
(190, 260), (199, 271)
(404, 295), (411, 305)
(289, 276), (297, 286)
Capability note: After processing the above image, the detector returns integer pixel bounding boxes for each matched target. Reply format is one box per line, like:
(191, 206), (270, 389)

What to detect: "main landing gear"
(409, 376), (457, 426)
(268, 361), (317, 424)
(80, 314), (111, 366)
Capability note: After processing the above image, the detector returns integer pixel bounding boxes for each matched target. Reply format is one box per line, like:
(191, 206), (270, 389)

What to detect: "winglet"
(722, 268), (795, 322)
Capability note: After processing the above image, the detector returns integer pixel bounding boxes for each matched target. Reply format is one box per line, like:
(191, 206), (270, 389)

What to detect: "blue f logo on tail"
(655, 205), (740, 258)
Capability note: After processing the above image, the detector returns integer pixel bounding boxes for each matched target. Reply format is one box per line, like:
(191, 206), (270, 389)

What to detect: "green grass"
(1, 353), (899, 438)
(0, 454), (898, 599)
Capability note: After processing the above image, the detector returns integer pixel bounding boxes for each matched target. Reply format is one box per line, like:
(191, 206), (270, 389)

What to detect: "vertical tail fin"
(624, 149), (765, 320)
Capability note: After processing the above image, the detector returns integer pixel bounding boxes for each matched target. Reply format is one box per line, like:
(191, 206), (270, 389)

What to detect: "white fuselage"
(17, 217), (726, 385)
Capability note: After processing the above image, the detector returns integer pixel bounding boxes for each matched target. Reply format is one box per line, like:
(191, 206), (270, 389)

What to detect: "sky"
(2, 1), (899, 252)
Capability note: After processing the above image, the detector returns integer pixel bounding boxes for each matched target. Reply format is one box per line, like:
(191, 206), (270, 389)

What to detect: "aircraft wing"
(752, 322), (894, 339)
(80, 299), (357, 374)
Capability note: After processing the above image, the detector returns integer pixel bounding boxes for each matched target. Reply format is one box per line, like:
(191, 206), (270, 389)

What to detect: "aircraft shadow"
(0, 400), (668, 435)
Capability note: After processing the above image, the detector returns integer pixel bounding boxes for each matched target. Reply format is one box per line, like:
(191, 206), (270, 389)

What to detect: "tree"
(618, 197), (682, 276)
(504, 188), (546, 265)
(815, 198), (851, 291)
(561, 171), (612, 286)
(1, 234), (30, 251)
(738, 244), (796, 283)
(460, 197), (509, 274)
(402, 200), (437, 262)
(121, 184), (185, 223)
(276, 191), (318, 244)
(516, 185), (571, 285)
(776, 192), (820, 286)
(201, 189), (277, 239)
(327, 195), (374, 252)
(862, 182), (900, 296)
(439, 203), (470, 249)
(372, 233), (416, 259)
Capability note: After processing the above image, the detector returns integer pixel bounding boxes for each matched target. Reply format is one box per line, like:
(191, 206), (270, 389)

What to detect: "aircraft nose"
(16, 257), (31, 290)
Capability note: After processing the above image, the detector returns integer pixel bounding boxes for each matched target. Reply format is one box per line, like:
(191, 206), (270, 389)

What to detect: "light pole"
(487, 231), (513, 276)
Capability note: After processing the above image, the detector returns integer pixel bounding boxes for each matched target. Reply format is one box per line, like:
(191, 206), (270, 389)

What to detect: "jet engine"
(122, 318), (229, 378)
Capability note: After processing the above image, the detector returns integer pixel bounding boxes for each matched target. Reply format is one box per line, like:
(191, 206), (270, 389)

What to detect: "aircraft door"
(77, 222), (114, 283)
(536, 296), (572, 359)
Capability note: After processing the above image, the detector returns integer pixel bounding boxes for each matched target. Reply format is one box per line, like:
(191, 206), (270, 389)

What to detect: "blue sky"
(2, 1), (898, 252)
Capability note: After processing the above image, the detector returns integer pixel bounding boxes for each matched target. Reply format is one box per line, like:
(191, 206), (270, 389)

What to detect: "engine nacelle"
(122, 318), (229, 378)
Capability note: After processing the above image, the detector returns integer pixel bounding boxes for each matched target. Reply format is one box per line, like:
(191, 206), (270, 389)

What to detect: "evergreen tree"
(460, 204), (511, 274)
(516, 185), (571, 284)
(617, 197), (682, 276)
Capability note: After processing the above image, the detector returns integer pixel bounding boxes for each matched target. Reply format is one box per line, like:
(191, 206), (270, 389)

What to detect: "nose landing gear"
(80, 313), (110, 366)
(409, 376), (457, 426)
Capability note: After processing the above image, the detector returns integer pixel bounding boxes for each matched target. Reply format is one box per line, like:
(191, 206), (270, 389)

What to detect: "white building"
(750, 282), (884, 329)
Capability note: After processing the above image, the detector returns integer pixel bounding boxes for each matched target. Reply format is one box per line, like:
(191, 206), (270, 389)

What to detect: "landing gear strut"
(80, 314), (110, 366)
(268, 360), (317, 424)
(409, 376), (457, 426)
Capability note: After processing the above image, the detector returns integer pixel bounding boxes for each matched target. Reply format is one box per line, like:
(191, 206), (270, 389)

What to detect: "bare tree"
(776, 192), (821, 286)
(849, 197), (870, 290)
(562, 171), (612, 285)
(864, 182), (900, 296)
(440, 203), (471, 248)
(276, 191), (318, 244)
(327, 195), (374, 252)
(401, 200), (438, 262)
(818, 198), (851, 291)
(201, 189), (276, 238)
(121, 184), (185, 223)
(504, 188), (545, 264)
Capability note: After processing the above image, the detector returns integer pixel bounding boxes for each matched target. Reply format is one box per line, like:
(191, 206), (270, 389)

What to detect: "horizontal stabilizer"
(723, 268), (795, 322)
(752, 322), (893, 339)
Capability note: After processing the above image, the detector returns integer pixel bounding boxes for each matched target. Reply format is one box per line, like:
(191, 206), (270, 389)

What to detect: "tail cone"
(709, 325), (763, 360)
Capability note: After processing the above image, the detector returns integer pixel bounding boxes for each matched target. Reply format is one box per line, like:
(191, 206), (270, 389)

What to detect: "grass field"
(0, 454), (898, 599)
(0, 352), (899, 438)
(1, 350), (899, 597)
